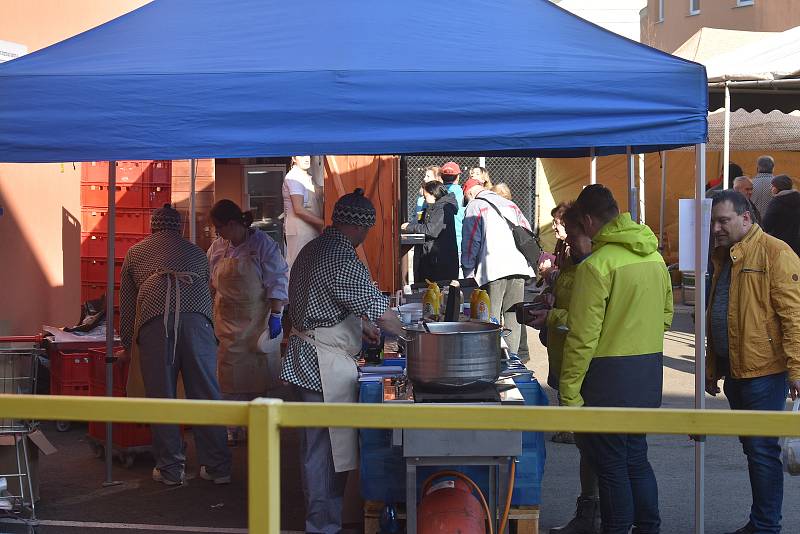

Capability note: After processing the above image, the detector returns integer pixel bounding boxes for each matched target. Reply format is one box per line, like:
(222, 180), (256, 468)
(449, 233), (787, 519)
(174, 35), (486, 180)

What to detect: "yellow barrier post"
(248, 398), (283, 534)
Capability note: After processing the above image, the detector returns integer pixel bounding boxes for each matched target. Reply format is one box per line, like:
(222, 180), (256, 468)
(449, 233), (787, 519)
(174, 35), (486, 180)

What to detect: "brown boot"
(549, 496), (600, 534)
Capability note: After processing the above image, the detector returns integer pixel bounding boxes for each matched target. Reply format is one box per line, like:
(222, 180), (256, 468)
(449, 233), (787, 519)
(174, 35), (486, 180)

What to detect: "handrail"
(0, 394), (797, 533)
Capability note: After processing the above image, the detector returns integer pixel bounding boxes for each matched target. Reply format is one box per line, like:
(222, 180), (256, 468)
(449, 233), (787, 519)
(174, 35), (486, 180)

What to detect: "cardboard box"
(0, 430), (57, 504)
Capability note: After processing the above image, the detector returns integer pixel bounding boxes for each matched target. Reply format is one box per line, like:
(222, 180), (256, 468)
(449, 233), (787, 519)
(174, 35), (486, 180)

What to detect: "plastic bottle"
(475, 289), (492, 322)
(469, 289), (480, 319)
(422, 280), (441, 318)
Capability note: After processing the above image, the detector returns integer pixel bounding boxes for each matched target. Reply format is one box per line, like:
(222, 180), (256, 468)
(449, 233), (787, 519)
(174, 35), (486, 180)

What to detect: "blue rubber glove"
(268, 312), (283, 339)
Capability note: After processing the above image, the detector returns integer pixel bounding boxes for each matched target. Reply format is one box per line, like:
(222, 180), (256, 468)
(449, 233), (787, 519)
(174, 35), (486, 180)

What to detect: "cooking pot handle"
(501, 328), (513, 338)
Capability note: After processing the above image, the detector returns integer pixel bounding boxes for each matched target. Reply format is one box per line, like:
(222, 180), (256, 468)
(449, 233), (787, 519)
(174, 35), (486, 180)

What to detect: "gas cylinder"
(418, 478), (486, 534)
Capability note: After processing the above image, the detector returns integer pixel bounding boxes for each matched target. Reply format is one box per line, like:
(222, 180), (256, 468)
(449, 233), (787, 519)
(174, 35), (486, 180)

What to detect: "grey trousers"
(295, 386), (349, 534)
(137, 313), (231, 480)
(484, 276), (526, 355)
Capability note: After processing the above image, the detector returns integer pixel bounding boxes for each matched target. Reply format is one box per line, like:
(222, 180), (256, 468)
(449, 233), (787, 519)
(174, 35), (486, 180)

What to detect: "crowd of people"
(115, 154), (800, 534)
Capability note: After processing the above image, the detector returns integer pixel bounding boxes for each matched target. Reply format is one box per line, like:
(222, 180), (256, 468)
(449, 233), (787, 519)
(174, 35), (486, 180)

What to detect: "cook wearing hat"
(281, 189), (403, 534)
(119, 204), (231, 486)
(439, 162), (466, 268)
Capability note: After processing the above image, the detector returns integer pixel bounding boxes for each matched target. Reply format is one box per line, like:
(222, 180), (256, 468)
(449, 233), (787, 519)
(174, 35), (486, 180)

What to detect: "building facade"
(641, 0), (800, 52)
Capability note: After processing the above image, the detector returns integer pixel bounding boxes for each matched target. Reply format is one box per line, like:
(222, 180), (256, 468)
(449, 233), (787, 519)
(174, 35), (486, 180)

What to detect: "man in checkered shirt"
(281, 188), (402, 534)
(750, 155), (776, 219)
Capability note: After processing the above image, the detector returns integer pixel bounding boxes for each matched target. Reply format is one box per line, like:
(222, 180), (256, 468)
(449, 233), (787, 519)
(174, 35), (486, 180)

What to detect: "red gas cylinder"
(418, 478), (486, 534)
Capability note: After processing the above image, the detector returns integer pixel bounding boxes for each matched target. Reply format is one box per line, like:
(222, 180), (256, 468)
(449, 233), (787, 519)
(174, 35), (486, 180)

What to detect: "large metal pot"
(400, 321), (502, 391)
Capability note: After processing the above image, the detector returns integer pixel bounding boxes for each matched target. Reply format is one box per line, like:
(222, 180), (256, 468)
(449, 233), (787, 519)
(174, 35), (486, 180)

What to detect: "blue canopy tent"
(0, 1), (710, 532)
(0, 0), (706, 162)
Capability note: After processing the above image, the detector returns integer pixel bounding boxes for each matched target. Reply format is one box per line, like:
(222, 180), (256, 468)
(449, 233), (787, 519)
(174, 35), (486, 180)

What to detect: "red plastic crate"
(81, 183), (145, 209)
(80, 233), (142, 259)
(50, 350), (91, 384)
(88, 421), (152, 449)
(144, 185), (171, 208)
(116, 161), (151, 184)
(54, 381), (91, 396)
(148, 161), (172, 185)
(81, 208), (149, 234)
(81, 258), (123, 284)
(81, 161), (110, 182)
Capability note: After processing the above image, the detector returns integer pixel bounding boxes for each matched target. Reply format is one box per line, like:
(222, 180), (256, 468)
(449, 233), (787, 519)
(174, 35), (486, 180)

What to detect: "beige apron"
(285, 180), (323, 269)
(292, 314), (362, 472)
(213, 250), (274, 395)
(126, 270), (191, 398)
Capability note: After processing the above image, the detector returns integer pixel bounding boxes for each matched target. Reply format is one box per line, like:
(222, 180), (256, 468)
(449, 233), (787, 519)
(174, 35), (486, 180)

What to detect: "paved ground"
(11, 308), (799, 533)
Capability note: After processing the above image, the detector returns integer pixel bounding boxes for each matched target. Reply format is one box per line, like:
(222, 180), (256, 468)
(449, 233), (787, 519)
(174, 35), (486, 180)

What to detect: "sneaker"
(200, 465), (231, 485)
(152, 467), (186, 486)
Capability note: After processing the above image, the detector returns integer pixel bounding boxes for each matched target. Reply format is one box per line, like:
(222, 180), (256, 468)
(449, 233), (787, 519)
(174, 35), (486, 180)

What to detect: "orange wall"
(0, 1), (151, 335)
(641, 0), (800, 52)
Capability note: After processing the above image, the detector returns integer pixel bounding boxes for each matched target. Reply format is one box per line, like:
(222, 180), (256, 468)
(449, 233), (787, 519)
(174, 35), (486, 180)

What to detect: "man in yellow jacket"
(707, 190), (800, 534)
(560, 185), (673, 534)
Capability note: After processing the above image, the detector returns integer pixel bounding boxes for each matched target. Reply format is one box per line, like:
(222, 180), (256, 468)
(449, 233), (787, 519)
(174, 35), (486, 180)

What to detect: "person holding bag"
(461, 178), (534, 356)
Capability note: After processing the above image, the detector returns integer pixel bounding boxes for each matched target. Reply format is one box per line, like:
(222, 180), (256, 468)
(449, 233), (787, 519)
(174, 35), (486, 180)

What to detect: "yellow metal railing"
(1, 394), (798, 533)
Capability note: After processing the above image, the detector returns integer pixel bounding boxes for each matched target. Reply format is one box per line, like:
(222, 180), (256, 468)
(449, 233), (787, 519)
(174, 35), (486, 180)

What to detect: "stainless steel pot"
(399, 321), (502, 390)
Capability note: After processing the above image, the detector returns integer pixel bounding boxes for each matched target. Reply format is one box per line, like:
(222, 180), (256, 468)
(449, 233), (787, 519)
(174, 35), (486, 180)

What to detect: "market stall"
(0, 0), (708, 530)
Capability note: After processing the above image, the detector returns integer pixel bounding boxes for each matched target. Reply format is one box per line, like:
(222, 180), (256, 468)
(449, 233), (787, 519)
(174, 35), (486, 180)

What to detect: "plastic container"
(80, 233), (142, 259)
(81, 258), (123, 284)
(148, 161), (172, 184)
(81, 208), (149, 235)
(81, 183), (144, 208)
(422, 281), (440, 318)
(49, 350), (91, 391)
(145, 185), (171, 208)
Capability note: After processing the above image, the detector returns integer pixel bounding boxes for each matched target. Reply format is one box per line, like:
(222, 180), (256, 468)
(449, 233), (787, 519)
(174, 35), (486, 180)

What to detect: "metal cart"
(0, 335), (42, 530)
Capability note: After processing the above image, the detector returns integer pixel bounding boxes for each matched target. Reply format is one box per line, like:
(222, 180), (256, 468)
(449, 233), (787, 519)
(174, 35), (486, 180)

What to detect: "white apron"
(292, 314), (362, 472)
(284, 178), (323, 270)
(213, 251), (274, 395)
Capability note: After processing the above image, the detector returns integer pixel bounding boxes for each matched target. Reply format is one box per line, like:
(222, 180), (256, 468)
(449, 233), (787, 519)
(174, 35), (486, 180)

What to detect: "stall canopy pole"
(723, 83), (731, 189)
(626, 146), (638, 222)
(590, 147), (597, 185)
(659, 151), (667, 252)
(189, 159), (197, 244)
(694, 143), (707, 534)
(638, 153), (646, 224)
(104, 162), (121, 488)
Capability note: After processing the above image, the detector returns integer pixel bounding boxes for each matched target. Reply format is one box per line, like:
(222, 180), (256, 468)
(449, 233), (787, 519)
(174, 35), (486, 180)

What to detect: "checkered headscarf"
(332, 188), (376, 228)
(150, 204), (182, 233)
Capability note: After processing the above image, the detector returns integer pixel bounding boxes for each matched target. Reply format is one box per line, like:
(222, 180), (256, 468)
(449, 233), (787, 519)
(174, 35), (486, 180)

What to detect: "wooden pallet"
(364, 499), (539, 534)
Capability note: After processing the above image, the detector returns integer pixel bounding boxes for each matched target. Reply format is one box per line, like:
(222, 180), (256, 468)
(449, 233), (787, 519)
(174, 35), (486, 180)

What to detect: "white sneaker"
(152, 467), (186, 486)
(200, 465), (231, 485)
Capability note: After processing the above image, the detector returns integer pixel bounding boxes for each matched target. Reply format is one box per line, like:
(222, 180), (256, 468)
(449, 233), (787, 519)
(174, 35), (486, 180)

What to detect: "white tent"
(705, 25), (800, 82)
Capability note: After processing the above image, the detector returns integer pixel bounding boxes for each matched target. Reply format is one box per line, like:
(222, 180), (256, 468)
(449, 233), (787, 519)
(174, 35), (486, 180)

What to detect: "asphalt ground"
(12, 308), (800, 533)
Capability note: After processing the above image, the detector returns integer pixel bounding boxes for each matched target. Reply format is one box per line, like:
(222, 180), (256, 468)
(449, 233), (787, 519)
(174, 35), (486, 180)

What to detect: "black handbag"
(478, 196), (542, 272)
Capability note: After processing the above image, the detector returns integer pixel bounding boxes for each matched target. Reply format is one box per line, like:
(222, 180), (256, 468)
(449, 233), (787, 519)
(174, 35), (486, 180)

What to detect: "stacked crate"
(170, 159), (216, 252)
(79, 161), (173, 330)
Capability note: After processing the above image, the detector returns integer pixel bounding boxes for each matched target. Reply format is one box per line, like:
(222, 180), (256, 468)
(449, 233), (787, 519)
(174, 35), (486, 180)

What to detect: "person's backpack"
(479, 196), (542, 272)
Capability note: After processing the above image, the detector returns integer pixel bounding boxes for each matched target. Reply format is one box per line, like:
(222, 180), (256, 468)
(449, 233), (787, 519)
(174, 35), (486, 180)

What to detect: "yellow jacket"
(707, 224), (800, 382)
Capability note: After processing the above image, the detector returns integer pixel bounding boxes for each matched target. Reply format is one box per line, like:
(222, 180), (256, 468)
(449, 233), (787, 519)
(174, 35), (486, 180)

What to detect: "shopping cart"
(0, 335), (42, 527)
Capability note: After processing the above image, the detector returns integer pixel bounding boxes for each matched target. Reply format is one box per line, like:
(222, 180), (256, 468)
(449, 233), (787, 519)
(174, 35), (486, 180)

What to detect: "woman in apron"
(208, 200), (289, 444)
(282, 155), (324, 272)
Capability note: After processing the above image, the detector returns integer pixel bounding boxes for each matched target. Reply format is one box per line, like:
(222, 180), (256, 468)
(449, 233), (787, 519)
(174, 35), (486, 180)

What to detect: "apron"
(292, 314), (362, 472)
(213, 248), (274, 395)
(126, 270), (191, 398)
(285, 179), (323, 269)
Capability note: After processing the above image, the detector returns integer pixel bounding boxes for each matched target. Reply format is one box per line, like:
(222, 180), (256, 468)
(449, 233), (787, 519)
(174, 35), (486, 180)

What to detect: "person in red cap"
(461, 176), (534, 356)
(440, 162), (466, 266)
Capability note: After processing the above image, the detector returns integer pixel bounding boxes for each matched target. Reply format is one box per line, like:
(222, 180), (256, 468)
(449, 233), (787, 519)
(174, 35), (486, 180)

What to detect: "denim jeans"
(576, 433), (660, 534)
(724, 372), (788, 533)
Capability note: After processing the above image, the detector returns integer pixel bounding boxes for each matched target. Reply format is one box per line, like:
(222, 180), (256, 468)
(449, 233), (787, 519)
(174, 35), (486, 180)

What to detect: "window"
(737, 0), (754, 6)
(689, 0), (700, 15)
(657, 0), (664, 22)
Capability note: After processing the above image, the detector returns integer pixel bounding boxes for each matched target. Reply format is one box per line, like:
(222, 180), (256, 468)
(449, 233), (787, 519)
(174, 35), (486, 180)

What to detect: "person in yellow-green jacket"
(560, 185), (673, 534)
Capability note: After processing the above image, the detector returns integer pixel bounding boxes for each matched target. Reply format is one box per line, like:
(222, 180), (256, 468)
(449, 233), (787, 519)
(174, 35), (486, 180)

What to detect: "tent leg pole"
(190, 159), (197, 244)
(723, 83), (731, 189)
(104, 161), (122, 488)
(659, 151), (667, 252)
(590, 148), (597, 185)
(638, 153), (646, 224)
(626, 146), (637, 222)
(694, 143), (706, 534)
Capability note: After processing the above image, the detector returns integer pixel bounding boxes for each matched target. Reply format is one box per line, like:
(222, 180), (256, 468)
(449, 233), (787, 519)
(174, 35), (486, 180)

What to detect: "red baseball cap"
(462, 177), (483, 196)
(441, 162), (461, 176)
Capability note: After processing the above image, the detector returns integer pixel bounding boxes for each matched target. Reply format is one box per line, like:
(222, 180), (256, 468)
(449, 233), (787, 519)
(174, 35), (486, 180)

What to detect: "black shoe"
(724, 524), (755, 534)
(549, 496), (600, 534)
